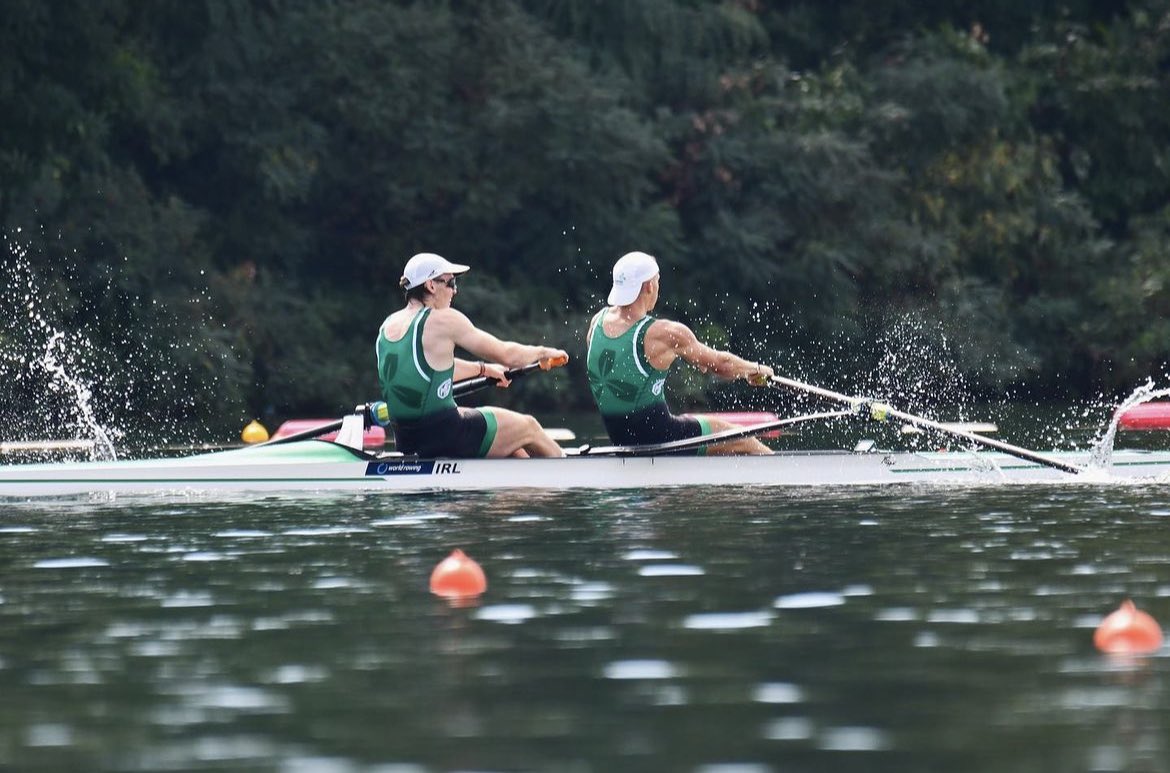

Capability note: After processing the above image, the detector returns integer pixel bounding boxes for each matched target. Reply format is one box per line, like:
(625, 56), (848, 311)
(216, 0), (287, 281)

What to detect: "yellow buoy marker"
(241, 420), (270, 444)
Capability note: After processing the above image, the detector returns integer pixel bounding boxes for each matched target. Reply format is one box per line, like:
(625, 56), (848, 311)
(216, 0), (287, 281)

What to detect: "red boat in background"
(1117, 402), (1170, 431)
(686, 411), (783, 438)
(273, 419), (387, 449)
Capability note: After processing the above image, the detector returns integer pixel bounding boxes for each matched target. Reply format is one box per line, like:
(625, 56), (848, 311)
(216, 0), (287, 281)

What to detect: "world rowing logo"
(436, 378), (452, 399)
(651, 378), (665, 396)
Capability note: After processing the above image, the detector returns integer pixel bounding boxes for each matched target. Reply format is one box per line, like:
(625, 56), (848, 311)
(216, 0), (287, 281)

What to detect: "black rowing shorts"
(392, 407), (496, 458)
(600, 403), (713, 454)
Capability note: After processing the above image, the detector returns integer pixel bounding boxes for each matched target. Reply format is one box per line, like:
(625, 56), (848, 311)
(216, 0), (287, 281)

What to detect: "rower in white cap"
(376, 252), (568, 458)
(585, 251), (774, 454)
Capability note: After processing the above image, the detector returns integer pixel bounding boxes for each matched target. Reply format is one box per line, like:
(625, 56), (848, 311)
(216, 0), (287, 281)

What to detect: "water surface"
(1, 485), (1168, 772)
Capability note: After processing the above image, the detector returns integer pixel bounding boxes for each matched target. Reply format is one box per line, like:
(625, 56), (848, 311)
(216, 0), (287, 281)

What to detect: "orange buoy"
(1094, 600), (1164, 654)
(429, 549), (487, 598)
(241, 420), (269, 444)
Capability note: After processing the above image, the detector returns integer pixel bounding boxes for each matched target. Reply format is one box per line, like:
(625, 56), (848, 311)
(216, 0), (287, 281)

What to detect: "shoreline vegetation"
(3, 1), (1169, 440)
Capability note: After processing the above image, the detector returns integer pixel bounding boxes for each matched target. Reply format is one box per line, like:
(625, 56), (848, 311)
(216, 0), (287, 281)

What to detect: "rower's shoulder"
(645, 316), (690, 338)
(425, 306), (471, 327)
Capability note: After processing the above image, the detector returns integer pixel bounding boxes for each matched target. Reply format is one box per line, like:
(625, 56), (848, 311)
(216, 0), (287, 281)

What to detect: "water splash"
(1089, 380), (1170, 469)
(39, 332), (118, 460)
(0, 232), (120, 459)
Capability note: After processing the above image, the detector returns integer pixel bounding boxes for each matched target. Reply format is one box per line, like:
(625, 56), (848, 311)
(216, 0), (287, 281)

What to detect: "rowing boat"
(2, 432), (1168, 499)
(4, 367), (1169, 498)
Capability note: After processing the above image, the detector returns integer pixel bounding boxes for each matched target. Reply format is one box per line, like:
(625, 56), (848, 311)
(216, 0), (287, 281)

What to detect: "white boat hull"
(1, 440), (1169, 498)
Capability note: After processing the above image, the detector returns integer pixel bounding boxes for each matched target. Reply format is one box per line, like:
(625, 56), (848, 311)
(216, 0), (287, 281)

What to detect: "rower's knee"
(523, 413), (545, 439)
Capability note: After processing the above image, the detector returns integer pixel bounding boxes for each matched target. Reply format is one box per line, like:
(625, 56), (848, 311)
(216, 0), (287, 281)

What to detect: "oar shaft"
(263, 419), (343, 446)
(579, 410), (852, 457)
(452, 354), (569, 398)
(769, 375), (1083, 474)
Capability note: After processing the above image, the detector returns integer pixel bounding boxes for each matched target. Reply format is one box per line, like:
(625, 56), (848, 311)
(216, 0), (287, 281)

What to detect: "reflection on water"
(1, 486), (1169, 772)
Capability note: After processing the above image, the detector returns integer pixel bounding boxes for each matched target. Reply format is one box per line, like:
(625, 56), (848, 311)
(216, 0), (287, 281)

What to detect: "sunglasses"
(433, 276), (457, 290)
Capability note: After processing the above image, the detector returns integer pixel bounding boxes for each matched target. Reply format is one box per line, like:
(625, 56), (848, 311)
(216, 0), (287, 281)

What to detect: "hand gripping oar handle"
(768, 374), (1086, 475)
(452, 353), (569, 398)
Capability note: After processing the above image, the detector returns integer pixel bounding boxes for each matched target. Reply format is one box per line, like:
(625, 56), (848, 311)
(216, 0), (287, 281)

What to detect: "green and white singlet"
(585, 309), (711, 448)
(375, 308), (497, 457)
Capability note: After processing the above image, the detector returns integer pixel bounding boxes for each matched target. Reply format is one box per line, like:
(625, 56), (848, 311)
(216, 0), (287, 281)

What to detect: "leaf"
(380, 352), (399, 380)
(607, 380), (640, 403)
(598, 348), (615, 378)
(392, 385), (424, 409)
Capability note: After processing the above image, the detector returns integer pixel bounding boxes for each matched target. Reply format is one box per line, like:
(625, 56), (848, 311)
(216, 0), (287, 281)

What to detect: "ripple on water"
(161, 591), (215, 608)
(101, 533), (150, 542)
(925, 608), (981, 624)
(370, 513), (452, 527)
(473, 604), (538, 624)
(507, 514), (548, 523)
(753, 682), (804, 704)
(603, 659), (680, 680)
(569, 580), (616, 603)
(263, 664), (328, 684)
(25, 723), (73, 747)
(624, 549), (679, 561)
(773, 591), (845, 609)
(311, 576), (358, 590)
(282, 526), (370, 537)
(817, 725), (890, 752)
(33, 557), (109, 569)
(639, 564), (704, 577)
(181, 551), (231, 562)
(683, 611), (775, 630)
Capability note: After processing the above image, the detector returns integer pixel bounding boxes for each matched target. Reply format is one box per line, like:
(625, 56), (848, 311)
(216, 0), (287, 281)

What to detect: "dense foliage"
(3, 0), (1170, 437)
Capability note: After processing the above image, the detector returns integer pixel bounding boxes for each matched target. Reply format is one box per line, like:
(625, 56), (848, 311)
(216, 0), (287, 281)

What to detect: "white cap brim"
(607, 283), (642, 306)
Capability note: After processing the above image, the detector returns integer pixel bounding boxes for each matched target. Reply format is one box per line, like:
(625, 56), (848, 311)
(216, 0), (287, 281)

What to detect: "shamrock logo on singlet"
(589, 349), (640, 405)
(381, 352), (425, 408)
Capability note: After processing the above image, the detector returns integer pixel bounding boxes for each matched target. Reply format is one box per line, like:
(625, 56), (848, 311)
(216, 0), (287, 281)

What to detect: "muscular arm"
(427, 308), (565, 369)
(644, 319), (773, 382)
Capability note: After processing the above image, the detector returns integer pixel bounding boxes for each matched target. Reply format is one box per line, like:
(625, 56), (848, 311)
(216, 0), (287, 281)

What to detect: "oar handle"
(539, 353), (570, 370)
(452, 353), (569, 398)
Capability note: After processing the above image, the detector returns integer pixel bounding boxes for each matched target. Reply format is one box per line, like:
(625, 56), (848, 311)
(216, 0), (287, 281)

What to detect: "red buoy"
(429, 549), (487, 598)
(1093, 600), (1163, 654)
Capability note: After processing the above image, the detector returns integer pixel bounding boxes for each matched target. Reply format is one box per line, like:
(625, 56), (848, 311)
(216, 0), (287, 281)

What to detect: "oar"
(572, 410), (854, 457)
(264, 355), (569, 447)
(262, 417), (345, 446)
(767, 374), (1085, 474)
(453, 353), (569, 398)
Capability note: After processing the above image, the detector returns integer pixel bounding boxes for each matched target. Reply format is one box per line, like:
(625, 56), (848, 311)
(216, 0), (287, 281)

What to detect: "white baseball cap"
(401, 252), (470, 290)
(607, 251), (659, 306)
